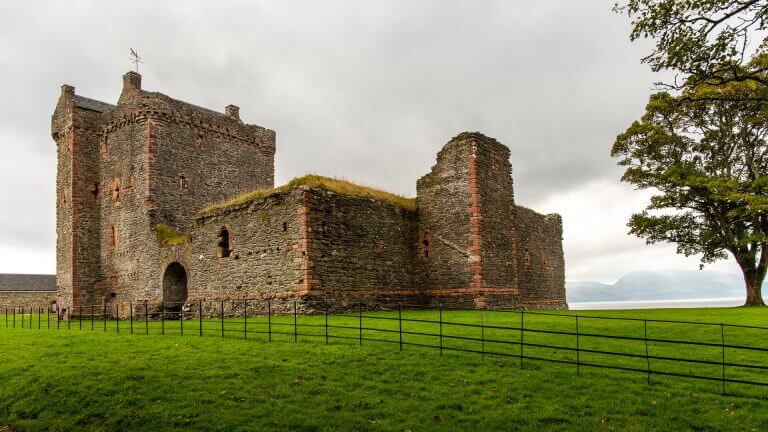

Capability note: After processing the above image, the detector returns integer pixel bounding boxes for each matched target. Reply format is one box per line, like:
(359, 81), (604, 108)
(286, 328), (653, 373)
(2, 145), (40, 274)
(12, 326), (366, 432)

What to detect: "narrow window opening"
(217, 226), (232, 258)
(178, 175), (188, 189)
(282, 222), (288, 231)
(422, 239), (430, 258)
(111, 178), (121, 203)
(91, 183), (99, 200)
(108, 226), (117, 248)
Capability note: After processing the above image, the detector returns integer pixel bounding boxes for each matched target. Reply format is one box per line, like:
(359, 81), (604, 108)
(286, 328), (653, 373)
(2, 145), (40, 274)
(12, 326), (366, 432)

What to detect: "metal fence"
(3, 298), (768, 397)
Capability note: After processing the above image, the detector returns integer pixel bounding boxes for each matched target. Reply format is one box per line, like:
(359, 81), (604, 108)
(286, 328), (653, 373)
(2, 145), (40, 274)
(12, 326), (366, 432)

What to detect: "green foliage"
(615, 0), (768, 98)
(156, 224), (190, 247)
(613, 77), (768, 304)
(199, 174), (418, 216)
(2, 307), (768, 430)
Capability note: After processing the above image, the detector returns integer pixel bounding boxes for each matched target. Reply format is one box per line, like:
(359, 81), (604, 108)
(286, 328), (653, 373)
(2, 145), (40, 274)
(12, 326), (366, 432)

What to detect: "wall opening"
(108, 226), (117, 248)
(162, 262), (188, 314)
(111, 178), (121, 203)
(217, 226), (232, 258)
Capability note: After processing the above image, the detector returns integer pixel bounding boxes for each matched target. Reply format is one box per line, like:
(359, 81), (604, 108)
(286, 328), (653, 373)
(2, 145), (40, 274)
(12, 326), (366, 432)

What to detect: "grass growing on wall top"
(156, 224), (191, 247)
(199, 174), (418, 216)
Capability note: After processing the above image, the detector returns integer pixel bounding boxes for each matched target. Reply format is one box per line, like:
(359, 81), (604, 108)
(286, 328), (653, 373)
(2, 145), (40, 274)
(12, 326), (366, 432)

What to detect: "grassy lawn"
(1, 306), (768, 431)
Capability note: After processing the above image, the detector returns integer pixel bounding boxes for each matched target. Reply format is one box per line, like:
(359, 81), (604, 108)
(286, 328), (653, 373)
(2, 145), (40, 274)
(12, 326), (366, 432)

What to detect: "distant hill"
(566, 270), (756, 303)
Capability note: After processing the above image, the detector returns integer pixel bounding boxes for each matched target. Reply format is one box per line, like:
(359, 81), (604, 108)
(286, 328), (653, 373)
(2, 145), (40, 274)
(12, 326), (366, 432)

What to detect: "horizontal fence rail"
(2, 298), (767, 397)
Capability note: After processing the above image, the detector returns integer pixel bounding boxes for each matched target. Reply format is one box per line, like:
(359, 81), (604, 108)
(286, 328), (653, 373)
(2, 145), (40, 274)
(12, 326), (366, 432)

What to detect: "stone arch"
(162, 262), (188, 312)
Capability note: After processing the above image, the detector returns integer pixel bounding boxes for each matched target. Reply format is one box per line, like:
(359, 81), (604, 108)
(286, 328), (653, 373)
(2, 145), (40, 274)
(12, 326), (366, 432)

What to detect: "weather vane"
(129, 48), (143, 73)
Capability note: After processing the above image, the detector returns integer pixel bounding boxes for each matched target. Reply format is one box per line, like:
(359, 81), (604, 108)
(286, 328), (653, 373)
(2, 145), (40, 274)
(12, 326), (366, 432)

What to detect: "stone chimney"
(61, 84), (75, 98)
(225, 104), (240, 121)
(123, 71), (142, 91)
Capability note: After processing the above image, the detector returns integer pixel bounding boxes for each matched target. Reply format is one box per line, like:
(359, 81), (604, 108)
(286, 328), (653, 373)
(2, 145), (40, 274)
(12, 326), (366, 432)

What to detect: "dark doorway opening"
(162, 262), (188, 317)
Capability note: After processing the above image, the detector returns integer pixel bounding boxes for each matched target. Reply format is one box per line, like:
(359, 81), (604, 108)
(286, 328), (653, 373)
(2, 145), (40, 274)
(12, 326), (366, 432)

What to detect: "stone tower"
(417, 132), (565, 308)
(51, 72), (276, 314)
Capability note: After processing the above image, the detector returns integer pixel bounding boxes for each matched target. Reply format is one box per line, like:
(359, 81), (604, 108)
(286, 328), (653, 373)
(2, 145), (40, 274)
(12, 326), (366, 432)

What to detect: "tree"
(615, 0), (768, 99)
(612, 77), (768, 305)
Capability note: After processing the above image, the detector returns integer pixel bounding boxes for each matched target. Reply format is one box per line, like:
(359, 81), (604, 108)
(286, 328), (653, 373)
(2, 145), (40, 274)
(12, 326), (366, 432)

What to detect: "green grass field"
(1, 306), (768, 431)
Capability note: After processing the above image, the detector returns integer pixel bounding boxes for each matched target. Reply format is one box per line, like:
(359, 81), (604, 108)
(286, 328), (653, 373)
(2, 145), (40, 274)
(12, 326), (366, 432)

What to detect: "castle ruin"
(52, 71), (566, 314)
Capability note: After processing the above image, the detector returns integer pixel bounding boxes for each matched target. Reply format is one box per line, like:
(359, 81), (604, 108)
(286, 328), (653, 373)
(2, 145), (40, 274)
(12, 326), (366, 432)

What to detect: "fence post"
(67, 308), (70, 330)
(398, 303), (402, 352)
(293, 298), (297, 343)
(161, 302), (165, 335)
(721, 323), (726, 395)
(57, 307), (60, 331)
(20, 307), (23, 329)
(243, 300), (247, 340)
(103, 302), (106, 332)
(198, 300), (203, 337)
(38, 306), (41, 329)
(575, 315), (580, 375)
(267, 299), (272, 342)
(47, 306), (50, 330)
(358, 303), (362, 347)
(481, 307), (485, 359)
(324, 300), (328, 345)
(90, 304), (94, 331)
(129, 302), (133, 334)
(4, 308), (6, 328)
(220, 300), (224, 338)
(644, 319), (650, 384)
(144, 300), (148, 335)
(180, 303), (184, 336)
(439, 303), (443, 356)
(520, 310), (524, 369)
(79, 305), (82, 330)
(116, 304), (119, 334)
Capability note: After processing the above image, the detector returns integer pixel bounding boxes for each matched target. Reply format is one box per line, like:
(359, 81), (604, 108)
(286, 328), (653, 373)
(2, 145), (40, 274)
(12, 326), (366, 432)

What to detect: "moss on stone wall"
(199, 174), (417, 216)
(156, 224), (191, 247)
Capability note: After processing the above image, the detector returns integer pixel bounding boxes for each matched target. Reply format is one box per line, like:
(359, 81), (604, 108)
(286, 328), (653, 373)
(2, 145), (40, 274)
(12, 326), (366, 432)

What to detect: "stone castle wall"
(416, 138), (474, 293)
(514, 206), (566, 308)
(182, 190), (303, 307)
(305, 188), (421, 305)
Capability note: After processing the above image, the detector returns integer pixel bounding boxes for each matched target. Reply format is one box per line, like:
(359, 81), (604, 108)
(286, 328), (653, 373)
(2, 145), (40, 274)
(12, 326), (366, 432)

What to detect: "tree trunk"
(742, 270), (766, 306)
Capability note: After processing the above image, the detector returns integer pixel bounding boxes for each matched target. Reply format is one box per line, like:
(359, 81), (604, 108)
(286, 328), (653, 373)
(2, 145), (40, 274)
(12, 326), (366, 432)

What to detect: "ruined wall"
(181, 190), (304, 305)
(416, 137), (474, 292)
(514, 206), (566, 309)
(305, 188), (420, 304)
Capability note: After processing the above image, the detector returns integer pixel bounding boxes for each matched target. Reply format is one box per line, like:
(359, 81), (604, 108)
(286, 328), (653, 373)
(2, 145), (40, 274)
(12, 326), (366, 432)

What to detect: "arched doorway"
(162, 262), (188, 314)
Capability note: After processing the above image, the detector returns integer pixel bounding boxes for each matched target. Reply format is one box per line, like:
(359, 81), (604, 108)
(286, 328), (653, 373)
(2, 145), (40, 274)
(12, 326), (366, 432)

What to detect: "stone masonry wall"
(52, 86), (109, 313)
(149, 93), (275, 231)
(0, 292), (57, 311)
(514, 206), (566, 308)
(416, 138), (474, 293)
(179, 190), (304, 313)
(305, 188), (421, 306)
(98, 120), (159, 307)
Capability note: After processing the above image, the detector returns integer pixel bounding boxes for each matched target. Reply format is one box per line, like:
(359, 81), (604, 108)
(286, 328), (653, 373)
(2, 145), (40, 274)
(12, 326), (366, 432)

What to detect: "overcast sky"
(0, 1), (742, 282)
